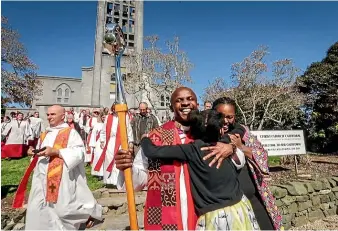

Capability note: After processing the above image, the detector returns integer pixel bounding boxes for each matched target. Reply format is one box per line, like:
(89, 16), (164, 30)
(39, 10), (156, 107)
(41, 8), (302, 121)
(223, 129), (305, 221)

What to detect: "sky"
(2, 1), (338, 103)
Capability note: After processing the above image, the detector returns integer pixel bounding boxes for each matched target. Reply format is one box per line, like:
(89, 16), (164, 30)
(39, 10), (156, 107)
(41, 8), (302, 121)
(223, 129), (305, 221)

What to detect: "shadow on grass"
(1, 185), (18, 199)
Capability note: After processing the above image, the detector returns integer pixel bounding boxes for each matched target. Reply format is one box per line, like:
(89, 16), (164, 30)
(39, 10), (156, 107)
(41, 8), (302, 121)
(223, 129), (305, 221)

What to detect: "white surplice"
(90, 122), (104, 176)
(25, 123), (102, 230)
(115, 128), (246, 231)
(29, 117), (45, 139)
(2, 120), (32, 145)
(73, 111), (80, 123)
(100, 114), (133, 185)
(1, 121), (11, 134)
(84, 117), (98, 162)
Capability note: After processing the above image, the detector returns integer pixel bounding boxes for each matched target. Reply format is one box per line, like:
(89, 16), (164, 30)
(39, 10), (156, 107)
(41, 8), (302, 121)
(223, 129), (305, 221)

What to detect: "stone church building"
(5, 1), (172, 122)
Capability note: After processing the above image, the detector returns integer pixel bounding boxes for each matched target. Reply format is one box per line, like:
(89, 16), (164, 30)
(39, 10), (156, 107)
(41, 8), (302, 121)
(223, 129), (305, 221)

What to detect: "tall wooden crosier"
(106, 23), (139, 230)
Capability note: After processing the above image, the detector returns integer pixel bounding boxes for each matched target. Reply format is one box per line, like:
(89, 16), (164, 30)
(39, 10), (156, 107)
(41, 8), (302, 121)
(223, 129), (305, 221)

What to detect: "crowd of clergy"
(1, 103), (162, 229)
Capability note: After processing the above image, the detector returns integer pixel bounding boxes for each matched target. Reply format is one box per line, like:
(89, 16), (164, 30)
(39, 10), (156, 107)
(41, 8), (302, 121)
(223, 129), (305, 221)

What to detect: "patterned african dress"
(242, 126), (284, 230)
(196, 195), (260, 231)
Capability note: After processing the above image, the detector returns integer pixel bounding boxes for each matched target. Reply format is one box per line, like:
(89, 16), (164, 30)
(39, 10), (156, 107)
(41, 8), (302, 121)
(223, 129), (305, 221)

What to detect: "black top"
(238, 164), (257, 199)
(141, 138), (243, 216)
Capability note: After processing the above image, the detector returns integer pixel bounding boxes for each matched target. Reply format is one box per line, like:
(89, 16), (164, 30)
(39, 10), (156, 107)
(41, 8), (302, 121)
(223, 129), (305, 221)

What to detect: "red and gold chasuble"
(144, 121), (197, 230)
(13, 127), (72, 208)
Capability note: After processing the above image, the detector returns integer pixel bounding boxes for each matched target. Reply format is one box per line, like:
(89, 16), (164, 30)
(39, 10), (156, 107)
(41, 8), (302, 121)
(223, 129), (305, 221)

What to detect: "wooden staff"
(108, 23), (138, 230)
(115, 104), (138, 230)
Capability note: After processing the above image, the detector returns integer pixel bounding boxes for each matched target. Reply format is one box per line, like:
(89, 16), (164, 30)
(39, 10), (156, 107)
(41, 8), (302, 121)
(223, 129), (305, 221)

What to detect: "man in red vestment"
(114, 87), (236, 230)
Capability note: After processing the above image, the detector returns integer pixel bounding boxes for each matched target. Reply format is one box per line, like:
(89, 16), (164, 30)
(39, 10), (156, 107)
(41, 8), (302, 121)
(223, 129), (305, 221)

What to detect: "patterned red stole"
(144, 121), (197, 230)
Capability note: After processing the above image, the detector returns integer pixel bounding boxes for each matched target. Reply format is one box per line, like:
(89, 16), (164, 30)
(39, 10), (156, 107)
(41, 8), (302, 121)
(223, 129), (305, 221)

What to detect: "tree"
(124, 35), (193, 114)
(203, 46), (304, 130)
(297, 42), (338, 153)
(1, 16), (42, 108)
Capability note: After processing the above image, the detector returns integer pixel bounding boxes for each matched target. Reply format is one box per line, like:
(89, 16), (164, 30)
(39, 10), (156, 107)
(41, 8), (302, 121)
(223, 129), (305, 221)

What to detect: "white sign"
(250, 130), (306, 156)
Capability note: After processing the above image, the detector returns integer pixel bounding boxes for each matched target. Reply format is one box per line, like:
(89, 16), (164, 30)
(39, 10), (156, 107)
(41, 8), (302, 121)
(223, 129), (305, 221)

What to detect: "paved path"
(290, 215), (338, 230)
(89, 212), (144, 230)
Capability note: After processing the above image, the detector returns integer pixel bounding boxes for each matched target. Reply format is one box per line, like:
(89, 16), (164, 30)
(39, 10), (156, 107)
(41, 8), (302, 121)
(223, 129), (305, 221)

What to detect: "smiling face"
(17, 113), (23, 121)
(170, 87), (198, 125)
(47, 105), (65, 127)
(214, 104), (236, 132)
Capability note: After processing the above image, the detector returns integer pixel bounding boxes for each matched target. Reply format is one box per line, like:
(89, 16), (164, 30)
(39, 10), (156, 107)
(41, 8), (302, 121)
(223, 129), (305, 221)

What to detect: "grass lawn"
(268, 156), (281, 166)
(1, 157), (104, 198)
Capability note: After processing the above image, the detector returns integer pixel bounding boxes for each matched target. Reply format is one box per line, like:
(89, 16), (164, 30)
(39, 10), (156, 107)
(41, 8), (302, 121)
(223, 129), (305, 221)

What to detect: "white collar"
(46, 123), (69, 132)
(180, 125), (190, 132)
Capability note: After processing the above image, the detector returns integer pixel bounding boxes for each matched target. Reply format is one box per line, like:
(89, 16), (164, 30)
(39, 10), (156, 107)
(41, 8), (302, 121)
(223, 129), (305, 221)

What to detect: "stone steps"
(94, 189), (147, 216)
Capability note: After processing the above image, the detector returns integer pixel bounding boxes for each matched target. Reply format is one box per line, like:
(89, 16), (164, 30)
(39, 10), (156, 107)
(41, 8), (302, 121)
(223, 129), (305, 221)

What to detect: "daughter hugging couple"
(141, 109), (261, 231)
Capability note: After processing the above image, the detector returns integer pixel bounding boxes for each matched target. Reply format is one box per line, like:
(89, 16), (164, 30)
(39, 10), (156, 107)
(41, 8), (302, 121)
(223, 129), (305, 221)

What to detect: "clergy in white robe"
(1, 113), (32, 159)
(84, 114), (98, 163)
(28, 116), (45, 147)
(90, 119), (105, 177)
(99, 113), (134, 185)
(25, 109), (102, 230)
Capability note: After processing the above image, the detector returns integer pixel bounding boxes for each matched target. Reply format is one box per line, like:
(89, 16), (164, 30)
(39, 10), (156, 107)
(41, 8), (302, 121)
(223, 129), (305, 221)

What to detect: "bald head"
(170, 87), (197, 104)
(170, 87), (198, 124)
(47, 105), (66, 127)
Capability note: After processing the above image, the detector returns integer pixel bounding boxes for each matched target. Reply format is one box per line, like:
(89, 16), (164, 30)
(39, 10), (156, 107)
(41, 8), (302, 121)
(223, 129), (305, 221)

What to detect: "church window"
(65, 89), (70, 97)
(166, 96), (170, 107)
(55, 84), (71, 104)
(160, 94), (170, 107)
(57, 88), (62, 97)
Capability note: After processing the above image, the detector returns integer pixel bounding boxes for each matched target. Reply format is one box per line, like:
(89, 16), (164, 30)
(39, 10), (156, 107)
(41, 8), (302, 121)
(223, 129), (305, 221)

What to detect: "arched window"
(55, 84), (71, 104)
(57, 88), (62, 96)
(65, 89), (70, 97)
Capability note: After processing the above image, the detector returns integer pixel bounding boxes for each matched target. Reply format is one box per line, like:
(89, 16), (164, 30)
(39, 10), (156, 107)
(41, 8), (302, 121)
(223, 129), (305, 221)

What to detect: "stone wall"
(270, 177), (338, 229)
(2, 177), (338, 230)
(93, 178), (338, 230)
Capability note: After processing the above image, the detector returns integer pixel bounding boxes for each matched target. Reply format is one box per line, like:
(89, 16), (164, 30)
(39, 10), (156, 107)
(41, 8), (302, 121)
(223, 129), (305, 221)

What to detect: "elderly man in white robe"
(23, 105), (102, 230)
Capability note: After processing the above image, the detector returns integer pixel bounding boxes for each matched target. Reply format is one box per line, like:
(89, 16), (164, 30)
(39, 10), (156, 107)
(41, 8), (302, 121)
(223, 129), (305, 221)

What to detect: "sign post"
(250, 130), (307, 175)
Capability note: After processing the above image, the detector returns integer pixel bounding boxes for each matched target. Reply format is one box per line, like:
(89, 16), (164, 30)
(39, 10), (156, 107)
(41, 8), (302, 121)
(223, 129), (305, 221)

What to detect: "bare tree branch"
(203, 46), (304, 130)
(124, 36), (193, 114)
